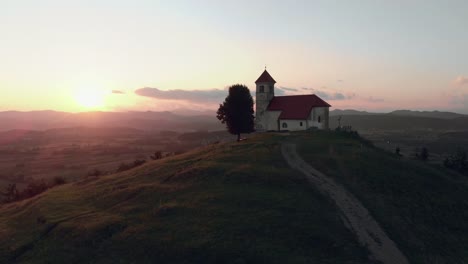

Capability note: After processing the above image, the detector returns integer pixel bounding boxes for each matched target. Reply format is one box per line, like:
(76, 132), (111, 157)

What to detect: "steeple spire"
(255, 69), (276, 84)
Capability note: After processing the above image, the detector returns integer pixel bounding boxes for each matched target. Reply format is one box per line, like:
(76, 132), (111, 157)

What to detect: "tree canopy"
(217, 84), (254, 141)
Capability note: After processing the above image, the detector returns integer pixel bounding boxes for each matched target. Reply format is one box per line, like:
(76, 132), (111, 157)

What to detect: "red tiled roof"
(255, 70), (276, 84)
(267, 94), (331, 119)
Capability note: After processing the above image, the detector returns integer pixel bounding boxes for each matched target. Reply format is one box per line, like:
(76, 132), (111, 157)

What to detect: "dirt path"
(281, 143), (409, 264)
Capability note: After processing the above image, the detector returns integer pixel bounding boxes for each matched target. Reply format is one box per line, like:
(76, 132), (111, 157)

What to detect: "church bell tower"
(255, 69), (276, 131)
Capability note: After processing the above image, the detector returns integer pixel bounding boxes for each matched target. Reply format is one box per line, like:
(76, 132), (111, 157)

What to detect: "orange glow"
(74, 88), (106, 110)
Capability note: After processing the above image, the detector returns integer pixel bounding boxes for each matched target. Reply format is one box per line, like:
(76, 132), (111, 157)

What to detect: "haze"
(1, 0), (468, 113)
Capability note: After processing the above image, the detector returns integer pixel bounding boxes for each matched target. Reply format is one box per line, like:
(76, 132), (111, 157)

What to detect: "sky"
(1, 0), (468, 113)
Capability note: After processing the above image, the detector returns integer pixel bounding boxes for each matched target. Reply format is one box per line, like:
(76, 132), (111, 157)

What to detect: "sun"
(75, 89), (105, 109)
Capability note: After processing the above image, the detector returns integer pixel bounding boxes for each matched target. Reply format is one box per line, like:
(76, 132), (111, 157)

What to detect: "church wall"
(279, 119), (307, 131)
(265, 111), (281, 131)
(308, 107), (329, 129)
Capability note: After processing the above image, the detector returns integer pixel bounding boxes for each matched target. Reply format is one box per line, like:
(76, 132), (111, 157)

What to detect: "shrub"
(116, 159), (146, 173)
(335, 126), (359, 138)
(444, 149), (467, 175)
(20, 179), (48, 199)
(52, 176), (66, 186)
(1, 184), (19, 203)
(133, 159), (146, 167)
(420, 147), (429, 161)
(88, 169), (103, 177)
(414, 147), (429, 161)
(116, 163), (130, 173)
(150, 151), (163, 160)
(1, 177), (67, 204)
(395, 147), (401, 156)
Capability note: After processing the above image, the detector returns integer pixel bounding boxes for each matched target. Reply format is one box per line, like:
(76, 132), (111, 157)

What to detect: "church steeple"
(255, 69), (276, 131)
(255, 69), (276, 84)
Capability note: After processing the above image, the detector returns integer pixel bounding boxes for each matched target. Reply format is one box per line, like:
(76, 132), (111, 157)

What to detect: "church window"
(269, 86), (273, 93)
(318, 116), (321, 123)
(282, 122), (288, 128)
(300, 122), (303, 126)
(259, 85), (264, 93)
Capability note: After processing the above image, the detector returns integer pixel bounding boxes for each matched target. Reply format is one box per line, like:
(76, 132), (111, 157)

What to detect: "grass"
(0, 133), (370, 264)
(294, 130), (468, 264)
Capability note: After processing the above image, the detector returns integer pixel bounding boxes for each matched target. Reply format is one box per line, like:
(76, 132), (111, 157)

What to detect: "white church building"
(255, 70), (331, 131)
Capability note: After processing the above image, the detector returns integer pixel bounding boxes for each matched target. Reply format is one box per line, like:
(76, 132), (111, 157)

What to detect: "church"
(255, 70), (331, 131)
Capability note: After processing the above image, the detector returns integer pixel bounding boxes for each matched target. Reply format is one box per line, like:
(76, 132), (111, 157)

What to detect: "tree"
(217, 84), (255, 141)
(444, 149), (467, 174)
(395, 147), (401, 156)
(420, 147), (429, 161)
(1, 183), (18, 203)
(150, 151), (163, 160)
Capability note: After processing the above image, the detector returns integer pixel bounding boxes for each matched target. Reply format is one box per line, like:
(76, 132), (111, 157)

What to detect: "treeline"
(395, 145), (467, 176)
(1, 176), (66, 203)
(444, 149), (468, 175)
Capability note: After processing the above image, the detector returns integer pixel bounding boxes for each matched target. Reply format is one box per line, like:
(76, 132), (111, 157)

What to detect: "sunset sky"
(1, 0), (468, 113)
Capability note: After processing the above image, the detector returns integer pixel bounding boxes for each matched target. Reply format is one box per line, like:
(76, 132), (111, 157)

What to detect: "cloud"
(135, 87), (227, 104)
(278, 87), (299, 92)
(313, 90), (356, 101)
(314, 91), (346, 100)
(281, 86), (360, 101)
(112, 90), (125, 94)
(453, 76), (468, 86)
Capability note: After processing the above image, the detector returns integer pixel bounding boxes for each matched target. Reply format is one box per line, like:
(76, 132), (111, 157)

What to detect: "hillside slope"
(1, 132), (468, 263)
(292, 132), (468, 263)
(0, 134), (369, 264)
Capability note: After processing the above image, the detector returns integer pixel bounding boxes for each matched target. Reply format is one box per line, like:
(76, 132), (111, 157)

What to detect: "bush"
(20, 179), (48, 199)
(133, 159), (146, 167)
(52, 176), (66, 186)
(150, 151), (163, 160)
(420, 147), (429, 161)
(414, 147), (429, 161)
(444, 149), (467, 175)
(334, 126), (359, 138)
(1, 184), (18, 203)
(395, 147), (401, 156)
(1, 177), (67, 204)
(88, 169), (103, 177)
(116, 159), (146, 173)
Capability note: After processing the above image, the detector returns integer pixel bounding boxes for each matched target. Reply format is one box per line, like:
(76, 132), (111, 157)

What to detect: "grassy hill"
(1, 132), (468, 263)
(0, 133), (369, 264)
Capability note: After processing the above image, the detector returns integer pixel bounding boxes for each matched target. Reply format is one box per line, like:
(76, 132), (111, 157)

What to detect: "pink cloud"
(453, 76), (468, 86)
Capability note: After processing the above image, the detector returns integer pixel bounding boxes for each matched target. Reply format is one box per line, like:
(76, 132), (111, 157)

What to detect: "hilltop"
(1, 132), (468, 263)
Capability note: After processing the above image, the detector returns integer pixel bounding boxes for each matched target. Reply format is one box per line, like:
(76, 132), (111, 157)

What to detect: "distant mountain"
(330, 109), (380, 116)
(387, 110), (467, 119)
(329, 114), (468, 131)
(330, 109), (467, 120)
(1, 109), (467, 132)
(0, 111), (223, 132)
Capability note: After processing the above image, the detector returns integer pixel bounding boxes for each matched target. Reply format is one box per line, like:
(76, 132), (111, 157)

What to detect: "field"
(329, 114), (468, 163)
(0, 128), (238, 190)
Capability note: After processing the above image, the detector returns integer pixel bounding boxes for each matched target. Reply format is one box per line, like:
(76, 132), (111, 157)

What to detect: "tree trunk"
(237, 133), (241, 142)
